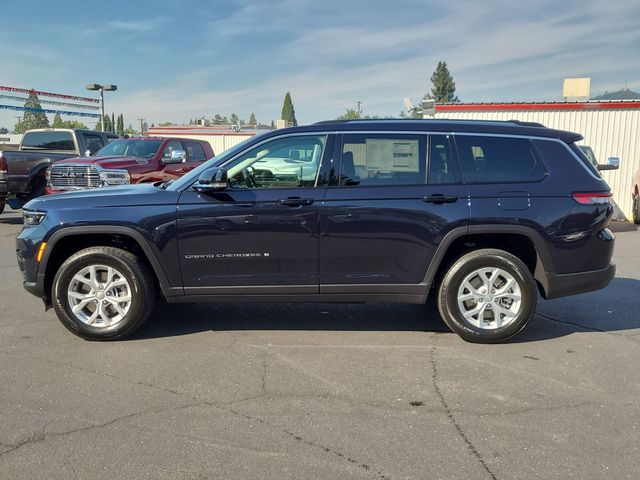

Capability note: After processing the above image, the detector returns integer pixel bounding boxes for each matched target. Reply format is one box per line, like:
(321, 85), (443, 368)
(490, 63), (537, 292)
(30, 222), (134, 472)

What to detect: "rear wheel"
(437, 249), (537, 343)
(633, 194), (640, 225)
(52, 246), (156, 340)
(0, 198), (5, 215)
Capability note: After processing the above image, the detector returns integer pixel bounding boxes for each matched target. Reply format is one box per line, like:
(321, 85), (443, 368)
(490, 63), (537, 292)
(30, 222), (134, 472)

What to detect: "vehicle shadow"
(0, 215), (22, 225)
(131, 277), (640, 343)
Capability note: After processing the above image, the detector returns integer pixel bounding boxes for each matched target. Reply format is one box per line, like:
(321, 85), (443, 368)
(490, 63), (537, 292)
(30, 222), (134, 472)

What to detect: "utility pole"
(138, 118), (145, 136)
(356, 101), (362, 118)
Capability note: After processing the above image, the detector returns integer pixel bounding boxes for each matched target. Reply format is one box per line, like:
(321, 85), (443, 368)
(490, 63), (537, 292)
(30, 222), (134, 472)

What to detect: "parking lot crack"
(430, 345), (498, 480)
(0, 401), (205, 458)
(536, 312), (640, 343)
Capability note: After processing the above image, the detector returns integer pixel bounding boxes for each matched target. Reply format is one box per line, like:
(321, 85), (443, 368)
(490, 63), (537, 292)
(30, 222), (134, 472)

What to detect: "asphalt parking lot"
(0, 209), (638, 480)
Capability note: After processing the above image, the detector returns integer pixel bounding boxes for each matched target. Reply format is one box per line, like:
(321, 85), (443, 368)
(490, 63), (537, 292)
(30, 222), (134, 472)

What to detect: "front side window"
(225, 135), (326, 189)
(163, 141), (184, 159)
(456, 135), (546, 183)
(22, 131), (75, 151)
(339, 134), (426, 186)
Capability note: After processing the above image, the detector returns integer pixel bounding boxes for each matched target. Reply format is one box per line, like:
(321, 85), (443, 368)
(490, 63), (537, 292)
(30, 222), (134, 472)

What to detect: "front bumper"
(544, 263), (616, 299)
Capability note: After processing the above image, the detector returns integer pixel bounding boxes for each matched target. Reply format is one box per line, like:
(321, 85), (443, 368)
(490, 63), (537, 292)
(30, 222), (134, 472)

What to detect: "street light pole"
(85, 83), (117, 132)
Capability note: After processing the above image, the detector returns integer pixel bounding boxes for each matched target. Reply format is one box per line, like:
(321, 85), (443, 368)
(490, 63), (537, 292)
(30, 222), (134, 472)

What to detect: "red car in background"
(45, 137), (214, 193)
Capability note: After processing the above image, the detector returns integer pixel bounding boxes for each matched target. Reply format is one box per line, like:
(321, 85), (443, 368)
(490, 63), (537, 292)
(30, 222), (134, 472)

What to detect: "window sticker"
(365, 139), (419, 172)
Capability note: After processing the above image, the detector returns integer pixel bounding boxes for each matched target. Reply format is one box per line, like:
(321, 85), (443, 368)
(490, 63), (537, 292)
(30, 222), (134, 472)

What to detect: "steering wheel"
(243, 166), (257, 188)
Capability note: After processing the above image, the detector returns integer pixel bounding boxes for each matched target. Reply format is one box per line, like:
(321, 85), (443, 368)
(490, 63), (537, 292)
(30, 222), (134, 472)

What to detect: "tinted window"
(22, 131), (75, 151)
(428, 135), (458, 184)
(84, 134), (104, 155)
(571, 144), (600, 176)
(339, 134), (426, 186)
(185, 142), (206, 162)
(456, 135), (546, 183)
(225, 135), (326, 189)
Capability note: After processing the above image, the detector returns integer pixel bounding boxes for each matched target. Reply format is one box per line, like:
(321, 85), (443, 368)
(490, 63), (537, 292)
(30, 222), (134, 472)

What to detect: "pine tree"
(52, 113), (64, 128)
(116, 114), (124, 136)
(248, 113), (257, 125)
(95, 118), (103, 131)
(14, 91), (50, 133)
(429, 61), (459, 103)
(281, 92), (298, 126)
(230, 113), (240, 126)
(103, 114), (112, 133)
(111, 113), (116, 133)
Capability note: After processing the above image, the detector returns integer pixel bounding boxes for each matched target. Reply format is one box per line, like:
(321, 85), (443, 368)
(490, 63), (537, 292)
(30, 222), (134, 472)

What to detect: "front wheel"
(633, 194), (640, 225)
(437, 249), (537, 343)
(52, 246), (156, 340)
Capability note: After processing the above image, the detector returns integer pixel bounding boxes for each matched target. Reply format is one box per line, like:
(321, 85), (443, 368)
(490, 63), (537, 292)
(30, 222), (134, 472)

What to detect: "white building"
(435, 100), (640, 219)
(145, 126), (270, 155)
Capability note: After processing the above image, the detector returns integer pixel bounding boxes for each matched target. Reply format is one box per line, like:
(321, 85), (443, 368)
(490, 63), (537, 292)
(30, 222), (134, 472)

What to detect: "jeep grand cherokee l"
(16, 120), (616, 343)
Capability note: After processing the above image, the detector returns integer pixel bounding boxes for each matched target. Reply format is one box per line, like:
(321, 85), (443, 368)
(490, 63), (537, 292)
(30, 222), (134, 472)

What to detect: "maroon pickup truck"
(46, 137), (214, 194)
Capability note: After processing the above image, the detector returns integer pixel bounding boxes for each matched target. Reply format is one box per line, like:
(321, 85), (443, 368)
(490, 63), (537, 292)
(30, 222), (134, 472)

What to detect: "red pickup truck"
(46, 137), (214, 194)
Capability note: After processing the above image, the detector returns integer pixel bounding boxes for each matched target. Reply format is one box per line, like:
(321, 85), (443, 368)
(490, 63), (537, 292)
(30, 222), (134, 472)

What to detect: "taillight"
(571, 192), (612, 205)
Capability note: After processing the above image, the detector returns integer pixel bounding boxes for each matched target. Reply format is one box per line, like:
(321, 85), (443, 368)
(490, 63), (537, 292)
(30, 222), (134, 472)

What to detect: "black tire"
(52, 246), (156, 340)
(633, 194), (640, 225)
(437, 249), (537, 343)
(0, 198), (4, 215)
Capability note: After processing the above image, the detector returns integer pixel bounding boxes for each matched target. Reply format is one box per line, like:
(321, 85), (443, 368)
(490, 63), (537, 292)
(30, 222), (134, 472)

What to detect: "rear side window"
(428, 135), (458, 184)
(339, 134), (426, 186)
(185, 142), (207, 162)
(570, 144), (600, 176)
(456, 135), (546, 183)
(22, 131), (75, 151)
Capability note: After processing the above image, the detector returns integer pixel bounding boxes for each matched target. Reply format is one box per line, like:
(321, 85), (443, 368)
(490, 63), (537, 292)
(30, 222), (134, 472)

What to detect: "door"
(320, 133), (469, 292)
(177, 134), (332, 294)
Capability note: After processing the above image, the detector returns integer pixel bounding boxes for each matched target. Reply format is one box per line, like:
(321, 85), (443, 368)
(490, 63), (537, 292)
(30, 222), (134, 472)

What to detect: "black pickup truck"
(0, 128), (117, 213)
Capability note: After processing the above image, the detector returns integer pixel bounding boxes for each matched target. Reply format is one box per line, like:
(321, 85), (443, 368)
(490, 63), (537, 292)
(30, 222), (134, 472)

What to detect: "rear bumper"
(543, 263), (616, 299)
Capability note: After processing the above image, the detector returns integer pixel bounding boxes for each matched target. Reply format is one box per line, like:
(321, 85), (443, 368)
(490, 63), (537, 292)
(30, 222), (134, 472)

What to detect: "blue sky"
(1, 0), (639, 129)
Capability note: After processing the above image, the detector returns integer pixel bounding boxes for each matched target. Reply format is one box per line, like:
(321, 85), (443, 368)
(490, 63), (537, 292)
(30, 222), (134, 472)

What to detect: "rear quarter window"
(21, 131), (75, 151)
(456, 135), (546, 183)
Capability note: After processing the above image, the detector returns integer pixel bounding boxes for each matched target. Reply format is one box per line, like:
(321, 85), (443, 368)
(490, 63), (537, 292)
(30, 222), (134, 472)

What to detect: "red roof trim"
(436, 101), (640, 112)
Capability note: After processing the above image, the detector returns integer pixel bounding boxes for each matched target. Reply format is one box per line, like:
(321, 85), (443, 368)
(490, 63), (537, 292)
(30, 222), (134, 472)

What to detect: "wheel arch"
(39, 226), (178, 307)
(424, 225), (554, 298)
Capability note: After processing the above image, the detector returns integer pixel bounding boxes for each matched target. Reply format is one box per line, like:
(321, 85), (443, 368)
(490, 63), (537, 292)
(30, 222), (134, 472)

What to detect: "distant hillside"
(591, 88), (640, 100)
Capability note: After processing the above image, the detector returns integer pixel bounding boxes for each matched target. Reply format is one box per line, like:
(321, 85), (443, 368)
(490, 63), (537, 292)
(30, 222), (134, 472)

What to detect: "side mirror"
(193, 167), (228, 193)
(597, 157), (620, 171)
(162, 149), (186, 164)
(85, 149), (92, 157)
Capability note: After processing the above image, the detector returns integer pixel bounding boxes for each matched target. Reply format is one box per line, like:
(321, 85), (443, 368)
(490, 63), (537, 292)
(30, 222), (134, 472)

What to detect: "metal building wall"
(436, 108), (640, 218)
(154, 133), (254, 155)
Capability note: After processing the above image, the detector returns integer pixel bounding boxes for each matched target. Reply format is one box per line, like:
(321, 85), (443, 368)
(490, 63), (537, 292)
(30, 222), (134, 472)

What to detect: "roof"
(436, 100), (640, 112)
(306, 118), (582, 142)
(146, 126), (268, 136)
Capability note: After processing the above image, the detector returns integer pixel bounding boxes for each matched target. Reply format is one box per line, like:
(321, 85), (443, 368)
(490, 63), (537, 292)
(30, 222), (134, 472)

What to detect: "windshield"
(166, 136), (260, 191)
(95, 139), (162, 158)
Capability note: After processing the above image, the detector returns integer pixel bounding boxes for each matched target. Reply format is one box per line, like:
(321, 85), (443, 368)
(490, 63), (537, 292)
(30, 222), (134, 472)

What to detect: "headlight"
(98, 170), (130, 186)
(23, 210), (47, 226)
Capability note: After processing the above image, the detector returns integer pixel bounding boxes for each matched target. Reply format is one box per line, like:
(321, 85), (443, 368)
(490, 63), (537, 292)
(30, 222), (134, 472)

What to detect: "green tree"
(212, 114), (227, 125)
(0, 127), (8, 134)
(158, 122), (174, 127)
(111, 113), (116, 133)
(117, 114), (124, 136)
(103, 114), (112, 133)
(52, 113), (64, 128)
(281, 92), (298, 126)
(248, 113), (257, 125)
(337, 108), (360, 120)
(95, 117), (103, 131)
(230, 113), (240, 126)
(125, 123), (136, 135)
(429, 61), (459, 103)
(13, 91), (50, 133)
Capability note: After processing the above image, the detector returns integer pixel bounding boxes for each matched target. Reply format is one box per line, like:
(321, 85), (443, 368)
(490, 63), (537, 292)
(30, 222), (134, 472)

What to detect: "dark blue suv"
(16, 120), (616, 343)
